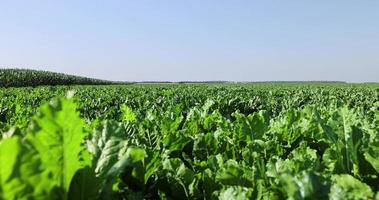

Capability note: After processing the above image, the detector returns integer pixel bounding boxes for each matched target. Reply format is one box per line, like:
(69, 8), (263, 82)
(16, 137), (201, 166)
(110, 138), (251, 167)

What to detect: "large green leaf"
(364, 133), (379, 173)
(87, 120), (130, 177)
(278, 172), (330, 200)
(217, 186), (254, 200)
(0, 136), (52, 199)
(232, 110), (268, 142)
(101, 147), (146, 197)
(364, 148), (379, 173)
(216, 160), (253, 187)
(68, 166), (101, 200)
(27, 97), (90, 196)
(322, 106), (370, 175)
(329, 174), (373, 200)
(266, 144), (318, 178)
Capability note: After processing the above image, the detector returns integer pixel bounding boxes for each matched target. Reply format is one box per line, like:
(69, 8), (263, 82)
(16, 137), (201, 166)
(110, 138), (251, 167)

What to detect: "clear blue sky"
(0, 1), (378, 82)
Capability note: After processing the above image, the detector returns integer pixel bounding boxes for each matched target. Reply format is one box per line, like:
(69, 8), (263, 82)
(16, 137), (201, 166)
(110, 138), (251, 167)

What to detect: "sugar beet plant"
(0, 87), (379, 199)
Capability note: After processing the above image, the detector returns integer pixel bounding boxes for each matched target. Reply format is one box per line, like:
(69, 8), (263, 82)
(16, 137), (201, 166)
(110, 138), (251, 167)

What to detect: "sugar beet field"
(0, 82), (378, 199)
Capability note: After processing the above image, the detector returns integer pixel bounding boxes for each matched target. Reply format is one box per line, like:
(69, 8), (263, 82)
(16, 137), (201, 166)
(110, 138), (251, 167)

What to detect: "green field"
(0, 72), (378, 199)
(0, 69), (119, 87)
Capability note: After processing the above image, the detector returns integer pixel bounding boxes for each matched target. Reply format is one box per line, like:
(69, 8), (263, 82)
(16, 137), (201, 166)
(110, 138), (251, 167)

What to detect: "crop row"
(0, 84), (378, 199)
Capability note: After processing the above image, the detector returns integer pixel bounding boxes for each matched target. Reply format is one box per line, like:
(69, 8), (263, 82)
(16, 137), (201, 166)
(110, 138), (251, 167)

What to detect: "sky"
(0, 1), (378, 82)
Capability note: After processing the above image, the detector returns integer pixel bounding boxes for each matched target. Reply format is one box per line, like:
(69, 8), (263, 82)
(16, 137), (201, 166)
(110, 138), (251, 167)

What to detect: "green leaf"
(0, 136), (52, 199)
(144, 151), (161, 183)
(217, 186), (253, 200)
(27, 97), (89, 196)
(323, 106), (367, 176)
(107, 147), (145, 177)
(68, 166), (102, 200)
(233, 110), (268, 142)
(278, 172), (330, 200)
(121, 105), (137, 122)
(216, 160), (253, 187)
(266, 144), (318, 177)
(329, 174), (373, 200)
(0, 137), (30, 199)
(87, 120), (130, 177)
(160, 158), (198, 199)
(101, 147), (146, 197)
(364, 139), (379, 173)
